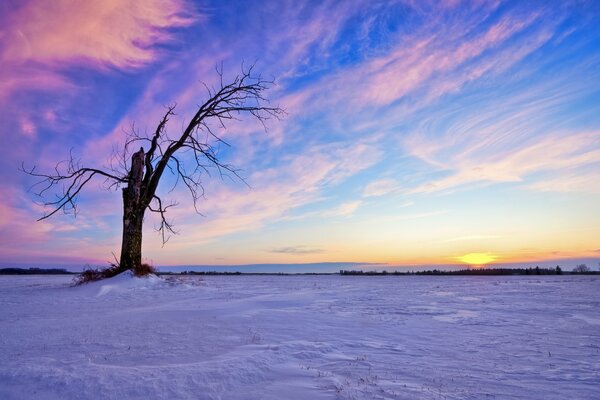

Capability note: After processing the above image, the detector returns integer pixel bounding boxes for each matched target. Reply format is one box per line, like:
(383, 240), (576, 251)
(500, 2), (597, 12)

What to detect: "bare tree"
(22, 65), (283, 276)
(572, 264), (590, 273)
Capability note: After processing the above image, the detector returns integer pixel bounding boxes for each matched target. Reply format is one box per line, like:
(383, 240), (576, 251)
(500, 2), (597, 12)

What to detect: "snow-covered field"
(0, 273), (598, 399)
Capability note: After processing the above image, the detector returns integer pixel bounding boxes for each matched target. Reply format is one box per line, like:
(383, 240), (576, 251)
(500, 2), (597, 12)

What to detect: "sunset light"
(458, 253), (498, 266)
(1, 0), (599, 271)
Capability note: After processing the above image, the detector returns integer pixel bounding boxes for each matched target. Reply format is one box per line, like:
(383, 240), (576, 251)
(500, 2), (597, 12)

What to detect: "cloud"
(408, 129), (600, 194)
(265, 1), (357, 79)
(393, 210), (447, 221)
(0, 183), (117, 264)
(3, 0), (599, 267)
(0, 0), (199, 191)
(443, 235), (504, 243)
(18, 117), (36, 138)
(526, 171), (600, 193)
(1, 0), (193, 69)
(52, 1), (553, 253)
(0, 0), (195, 105)
(269, 246), (325, 255)
(142, 139), (382, 248)
(280, 2), (548, 119)
(363, 178), (399, 197)
(326, 200), (363, 218)
(401, 45), (600, 195)
(0, 67), (75, 103)
(25, 1), (384, 256)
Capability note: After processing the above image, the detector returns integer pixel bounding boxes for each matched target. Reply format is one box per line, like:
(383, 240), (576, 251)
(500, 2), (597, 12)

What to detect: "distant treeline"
(340, 266), (598, 276)
(0, 267), (75, 275)
(159, 271), (334, 276)
(158, 267), (599, 276)
(2, 266), (596, 276)
(162, 271), (243, 275)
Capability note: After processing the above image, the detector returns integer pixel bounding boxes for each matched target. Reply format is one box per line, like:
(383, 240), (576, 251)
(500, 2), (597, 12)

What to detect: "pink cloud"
(0, 67), (74, 102)
(527, 172), (600, 193)
(137, 139), (383, 252)
(1, 0), (193, 69)
(0, 183), (114, 264)
(343, 12), (541, 107)
(0, 0), (195, 105)
(19, 117), (36, 138)
(363, 178), (400, 197)
(408, 130), (600, 194)
(326, 200), (363, 218)
(422, 29), (553, 103)
(267, 3), (548, 133)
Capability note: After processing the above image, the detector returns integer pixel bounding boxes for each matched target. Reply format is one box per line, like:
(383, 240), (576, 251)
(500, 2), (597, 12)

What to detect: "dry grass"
(133, 263), (156, 277)
(74, 263), (156, 285)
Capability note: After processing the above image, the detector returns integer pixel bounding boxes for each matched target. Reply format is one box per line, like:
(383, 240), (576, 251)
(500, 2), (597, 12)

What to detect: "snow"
(0, 274), (599, 399)
(77, 270), (168, 297)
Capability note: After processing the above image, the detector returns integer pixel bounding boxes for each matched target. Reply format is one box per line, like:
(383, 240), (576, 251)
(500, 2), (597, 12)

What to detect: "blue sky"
(1, 0), (599, 268)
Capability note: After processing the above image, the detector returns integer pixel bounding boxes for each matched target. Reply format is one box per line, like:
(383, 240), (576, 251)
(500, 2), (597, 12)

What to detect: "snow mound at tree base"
(79, 270), (167, 296)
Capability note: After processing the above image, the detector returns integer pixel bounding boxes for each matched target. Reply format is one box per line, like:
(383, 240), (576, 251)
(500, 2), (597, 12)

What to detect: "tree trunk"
(119, 200), (144, 273)
(119, 148), (146, 273)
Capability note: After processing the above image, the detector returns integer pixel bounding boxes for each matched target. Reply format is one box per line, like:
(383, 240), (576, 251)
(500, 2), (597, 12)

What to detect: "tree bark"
(119, 148), (146, 273)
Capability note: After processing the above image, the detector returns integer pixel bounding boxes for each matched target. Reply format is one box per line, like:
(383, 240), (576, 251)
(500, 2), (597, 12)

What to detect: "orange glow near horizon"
(457, 253), (498, 266)
(1, 1), (600, 269)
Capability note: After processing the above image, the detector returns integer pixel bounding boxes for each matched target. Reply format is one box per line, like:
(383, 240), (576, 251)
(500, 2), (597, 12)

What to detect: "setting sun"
(458, 253), (498, 266)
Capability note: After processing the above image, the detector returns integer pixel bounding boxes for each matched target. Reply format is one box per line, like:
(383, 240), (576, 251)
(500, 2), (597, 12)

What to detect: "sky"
(1, 0), (599, 270)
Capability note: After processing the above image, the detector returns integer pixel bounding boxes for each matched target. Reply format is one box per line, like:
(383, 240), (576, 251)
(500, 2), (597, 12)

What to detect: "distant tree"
(572, 264), (590, 273)
(23, 65), (283, 278)
(555, 265), (562, 275)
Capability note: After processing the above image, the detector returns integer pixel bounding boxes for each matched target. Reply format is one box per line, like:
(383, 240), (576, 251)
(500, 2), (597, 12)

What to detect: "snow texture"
(0, 273), (599, 399)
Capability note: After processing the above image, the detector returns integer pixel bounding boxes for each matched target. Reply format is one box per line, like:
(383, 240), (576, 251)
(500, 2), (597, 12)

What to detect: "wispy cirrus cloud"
(327, 200), (363, 218)
(269, 246), (325, 255)
(404, 66), (600, 195)
(443, 234), (505, 243)
(354, 12), (542, 107)
(0, 183), (118, 264)
(277, 1), (549, 118)
(527, 171), (600, 193)
(363, 179), (400, 197)
(0, 0), (194, 105)
(408, 131), (600, 194)
(1, 0), (193, 69)
(3, 0), (600, 267)
(0, 0), (198, 187)
(136, 138), (383, 250)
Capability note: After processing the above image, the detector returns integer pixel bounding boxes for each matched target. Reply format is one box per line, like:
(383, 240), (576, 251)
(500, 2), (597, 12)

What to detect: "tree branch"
(143, 65), (283, 207)
(23, 63), (284, 248)
(21, 157), (127, 220)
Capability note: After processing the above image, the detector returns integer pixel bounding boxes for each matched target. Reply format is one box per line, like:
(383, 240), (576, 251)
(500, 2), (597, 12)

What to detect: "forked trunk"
(118, 148), (146, 273)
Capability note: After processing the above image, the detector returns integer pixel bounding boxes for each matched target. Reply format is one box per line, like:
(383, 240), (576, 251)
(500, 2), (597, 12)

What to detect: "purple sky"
(1, 0), (599, 269)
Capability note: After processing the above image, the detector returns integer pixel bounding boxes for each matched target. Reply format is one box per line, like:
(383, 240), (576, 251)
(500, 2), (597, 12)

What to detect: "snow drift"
(0, 274), (598, 399)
